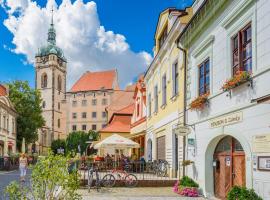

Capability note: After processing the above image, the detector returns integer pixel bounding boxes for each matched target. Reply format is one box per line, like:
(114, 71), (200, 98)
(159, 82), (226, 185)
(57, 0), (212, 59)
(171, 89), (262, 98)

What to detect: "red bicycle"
(102, 167), (138, 188)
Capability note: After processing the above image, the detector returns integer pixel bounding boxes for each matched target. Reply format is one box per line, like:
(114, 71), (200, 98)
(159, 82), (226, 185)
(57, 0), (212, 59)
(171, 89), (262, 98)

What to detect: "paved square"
(78, 187), (206, 200)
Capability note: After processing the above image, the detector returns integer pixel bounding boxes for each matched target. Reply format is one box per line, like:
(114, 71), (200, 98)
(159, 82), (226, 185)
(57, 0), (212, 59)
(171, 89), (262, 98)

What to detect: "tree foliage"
(51, 139), (66, 154)
(8, 81), (44, 149)
(66, 130), (99, 155)
(5, 151), (81, 200)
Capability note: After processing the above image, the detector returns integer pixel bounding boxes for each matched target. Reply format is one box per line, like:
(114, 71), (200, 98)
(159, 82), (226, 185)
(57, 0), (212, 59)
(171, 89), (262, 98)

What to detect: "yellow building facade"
(145, 8), (192, 177)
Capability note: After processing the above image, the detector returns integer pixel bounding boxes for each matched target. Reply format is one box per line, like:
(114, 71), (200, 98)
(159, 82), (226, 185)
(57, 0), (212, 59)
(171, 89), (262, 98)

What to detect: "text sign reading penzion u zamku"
(210, 112), (243, 128)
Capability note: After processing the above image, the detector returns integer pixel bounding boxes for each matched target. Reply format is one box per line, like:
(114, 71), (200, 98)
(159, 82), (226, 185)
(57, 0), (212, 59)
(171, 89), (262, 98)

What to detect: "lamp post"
(173, 124), (191, 178)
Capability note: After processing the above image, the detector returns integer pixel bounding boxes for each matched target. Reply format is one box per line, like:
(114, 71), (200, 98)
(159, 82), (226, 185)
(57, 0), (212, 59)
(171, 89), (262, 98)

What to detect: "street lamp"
(173, 124), (192, 177)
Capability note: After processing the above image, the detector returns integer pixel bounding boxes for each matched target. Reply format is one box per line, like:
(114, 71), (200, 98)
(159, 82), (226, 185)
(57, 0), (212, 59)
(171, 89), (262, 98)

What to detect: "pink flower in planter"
(173, 180), (179, 193)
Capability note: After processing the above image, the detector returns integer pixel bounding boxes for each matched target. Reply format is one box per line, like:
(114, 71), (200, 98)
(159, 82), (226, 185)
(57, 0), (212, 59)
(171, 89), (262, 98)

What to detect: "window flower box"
(221, 71), (252, 92)
(189, 93), (209, 111)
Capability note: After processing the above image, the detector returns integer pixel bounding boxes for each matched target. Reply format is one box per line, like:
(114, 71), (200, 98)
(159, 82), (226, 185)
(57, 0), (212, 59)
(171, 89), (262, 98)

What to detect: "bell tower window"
(57, 75), (62, 91)
(41, 73), (48, 88)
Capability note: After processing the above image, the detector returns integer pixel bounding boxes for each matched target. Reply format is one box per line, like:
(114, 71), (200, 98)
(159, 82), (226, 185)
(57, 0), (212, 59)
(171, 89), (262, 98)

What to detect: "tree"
(66, 130), (99, 155)
(5, 151), (81, 200)
(8, 81), (45, 150)
(51, 139), (66, 155)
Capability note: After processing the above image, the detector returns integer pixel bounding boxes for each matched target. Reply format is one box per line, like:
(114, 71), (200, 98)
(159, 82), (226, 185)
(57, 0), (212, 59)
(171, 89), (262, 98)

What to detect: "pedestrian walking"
(19, 153), (28, 182)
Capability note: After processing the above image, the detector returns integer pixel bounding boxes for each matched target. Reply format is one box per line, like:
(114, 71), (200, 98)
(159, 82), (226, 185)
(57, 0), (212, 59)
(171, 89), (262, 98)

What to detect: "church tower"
(35, 10), (67, 154)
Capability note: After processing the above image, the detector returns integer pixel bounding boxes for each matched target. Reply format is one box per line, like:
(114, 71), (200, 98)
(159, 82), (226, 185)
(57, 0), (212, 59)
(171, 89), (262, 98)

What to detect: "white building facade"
(178, 0), (270, 199)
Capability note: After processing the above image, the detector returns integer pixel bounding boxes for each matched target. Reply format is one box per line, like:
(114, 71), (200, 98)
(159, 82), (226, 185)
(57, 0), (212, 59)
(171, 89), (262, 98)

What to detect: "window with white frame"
(154, 85), (158, 113)
(172, 62), (179, 96)
(148, 93), (151, 117)
(162, 74), (167, 105)
(232, 23), (252, 75)
(198, 58), (210, 96)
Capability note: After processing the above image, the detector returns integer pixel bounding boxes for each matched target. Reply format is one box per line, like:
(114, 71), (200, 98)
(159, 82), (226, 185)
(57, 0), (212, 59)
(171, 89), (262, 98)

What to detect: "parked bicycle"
(87, 164), (101, 192)
(146, 159), (169, 177)
(102, 167), (138, 188)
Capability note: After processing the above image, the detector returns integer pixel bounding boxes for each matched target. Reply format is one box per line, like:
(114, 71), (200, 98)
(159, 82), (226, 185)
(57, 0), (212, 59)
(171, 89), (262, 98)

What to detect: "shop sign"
(173, 126), (191, 136)
(210, 112), (243, 128)
(252, 134), (270, 153)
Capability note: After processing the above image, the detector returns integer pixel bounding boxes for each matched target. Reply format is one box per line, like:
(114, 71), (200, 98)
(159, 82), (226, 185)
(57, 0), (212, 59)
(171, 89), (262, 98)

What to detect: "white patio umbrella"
(94, 134), (140, 149)
(94, 134), (140, 162)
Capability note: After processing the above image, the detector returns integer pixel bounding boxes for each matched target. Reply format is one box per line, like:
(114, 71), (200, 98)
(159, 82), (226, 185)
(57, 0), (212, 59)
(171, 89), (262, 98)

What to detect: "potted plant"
(190, 92), (209, 111)
(227, 186), (263, 200)
(173, 176), (199, 197)
(222, 71), (252, 92)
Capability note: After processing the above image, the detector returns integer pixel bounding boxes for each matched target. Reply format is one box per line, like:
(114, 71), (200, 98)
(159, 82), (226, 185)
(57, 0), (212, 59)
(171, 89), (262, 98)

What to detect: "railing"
(0, 157), (19, 171)
(75, 159), (176, 185)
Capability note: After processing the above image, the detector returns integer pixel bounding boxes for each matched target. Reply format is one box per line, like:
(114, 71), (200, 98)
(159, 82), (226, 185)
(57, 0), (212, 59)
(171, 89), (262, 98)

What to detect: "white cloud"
(1, 0), (152, 88)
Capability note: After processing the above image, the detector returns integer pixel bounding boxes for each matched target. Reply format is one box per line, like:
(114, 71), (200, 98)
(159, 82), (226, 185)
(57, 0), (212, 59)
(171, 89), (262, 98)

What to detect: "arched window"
(57, 75), (62, 91)
(41, 73), (48, 88)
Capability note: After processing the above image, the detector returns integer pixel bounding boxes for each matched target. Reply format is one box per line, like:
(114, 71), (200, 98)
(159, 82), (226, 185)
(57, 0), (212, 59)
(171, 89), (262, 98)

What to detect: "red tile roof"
(0, 84), (7, 96)
(99, 115), (131, 133)
(114, 103), (134, 115)
(70, 69), (117, 92)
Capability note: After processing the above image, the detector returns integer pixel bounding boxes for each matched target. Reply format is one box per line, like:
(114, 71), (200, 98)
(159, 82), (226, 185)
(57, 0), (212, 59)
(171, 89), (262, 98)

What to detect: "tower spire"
(51, 6), (54, 26)
(47, 6), (56, 45)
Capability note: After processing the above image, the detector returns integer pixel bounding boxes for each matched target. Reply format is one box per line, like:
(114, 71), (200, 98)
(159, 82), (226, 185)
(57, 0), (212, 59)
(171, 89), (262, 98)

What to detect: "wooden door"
(214, 136), (245, 199)
(232, 153), (246, 187)
(214, 154), (232, 199)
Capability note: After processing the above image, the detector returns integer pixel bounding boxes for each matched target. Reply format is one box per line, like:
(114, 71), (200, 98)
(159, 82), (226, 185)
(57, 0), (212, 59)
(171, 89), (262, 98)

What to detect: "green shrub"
(179, 176), (199, 188)
(227, 186), (263, 200)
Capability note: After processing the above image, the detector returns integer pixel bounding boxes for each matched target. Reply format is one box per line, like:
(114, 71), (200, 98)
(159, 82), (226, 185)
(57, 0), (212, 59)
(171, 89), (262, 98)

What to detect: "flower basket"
(222, 71), (252, 92)
(190, 93), (209, 111)
(182, 160), (194, 166)
(179, 186), (199, 197)
(173, 176), (200, 197)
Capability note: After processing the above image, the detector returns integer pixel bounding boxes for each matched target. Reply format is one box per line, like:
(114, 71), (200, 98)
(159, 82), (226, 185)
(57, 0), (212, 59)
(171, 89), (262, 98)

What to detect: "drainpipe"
(176, 41), (187, 177)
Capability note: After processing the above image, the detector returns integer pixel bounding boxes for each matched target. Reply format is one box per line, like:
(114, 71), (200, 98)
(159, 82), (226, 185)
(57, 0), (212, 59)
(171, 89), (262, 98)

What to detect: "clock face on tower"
(41, 56), (49, 64)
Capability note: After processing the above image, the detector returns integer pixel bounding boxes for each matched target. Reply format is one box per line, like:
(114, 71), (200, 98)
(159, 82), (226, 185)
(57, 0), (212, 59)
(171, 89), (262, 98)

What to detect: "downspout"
(176, 40), (187, 177)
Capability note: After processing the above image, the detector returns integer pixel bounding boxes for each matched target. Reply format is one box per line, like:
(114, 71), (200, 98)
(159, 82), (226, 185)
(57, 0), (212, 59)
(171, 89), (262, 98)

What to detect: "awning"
(94, 134), (140, 149)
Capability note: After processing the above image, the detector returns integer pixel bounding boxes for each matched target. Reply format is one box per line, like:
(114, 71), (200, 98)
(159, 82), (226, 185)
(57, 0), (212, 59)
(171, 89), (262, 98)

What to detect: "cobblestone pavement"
(78, 187), (207, 200)
(0, 169), (31, 199)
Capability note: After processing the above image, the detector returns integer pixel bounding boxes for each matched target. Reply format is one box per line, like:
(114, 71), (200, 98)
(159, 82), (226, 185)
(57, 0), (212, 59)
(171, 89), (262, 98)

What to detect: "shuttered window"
(157, 136), (166, 160)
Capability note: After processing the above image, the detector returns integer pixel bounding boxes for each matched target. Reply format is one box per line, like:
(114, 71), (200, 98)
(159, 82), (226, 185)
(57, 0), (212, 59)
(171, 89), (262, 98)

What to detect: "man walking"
(19, 153), (28, 182)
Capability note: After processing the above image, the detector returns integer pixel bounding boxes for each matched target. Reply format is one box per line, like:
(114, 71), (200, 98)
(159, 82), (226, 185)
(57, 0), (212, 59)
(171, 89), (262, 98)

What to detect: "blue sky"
(0, 0), (193, 88)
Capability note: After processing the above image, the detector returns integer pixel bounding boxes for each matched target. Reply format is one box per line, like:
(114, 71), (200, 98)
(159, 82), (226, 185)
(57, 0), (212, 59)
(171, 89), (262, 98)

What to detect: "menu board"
(252, 134), (270, 153)
(258, 156), (270, 171)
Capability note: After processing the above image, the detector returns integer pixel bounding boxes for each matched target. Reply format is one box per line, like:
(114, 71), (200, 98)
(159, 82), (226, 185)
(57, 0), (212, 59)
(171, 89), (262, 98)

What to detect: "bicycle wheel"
(88, 173), (93, 192)
(124, 174), (138, 187)
(102, 174), (116, 187)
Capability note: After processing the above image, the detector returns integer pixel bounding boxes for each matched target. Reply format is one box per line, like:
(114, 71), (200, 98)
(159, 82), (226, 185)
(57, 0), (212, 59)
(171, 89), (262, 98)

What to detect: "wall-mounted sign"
(258, 156), (270, 171)
(173, 126), (191, 136)
(252, 134), (270, 153)
(226, 156), (231, 166)
(188, 138), (195, 146)
(210, 112), (243, 128)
